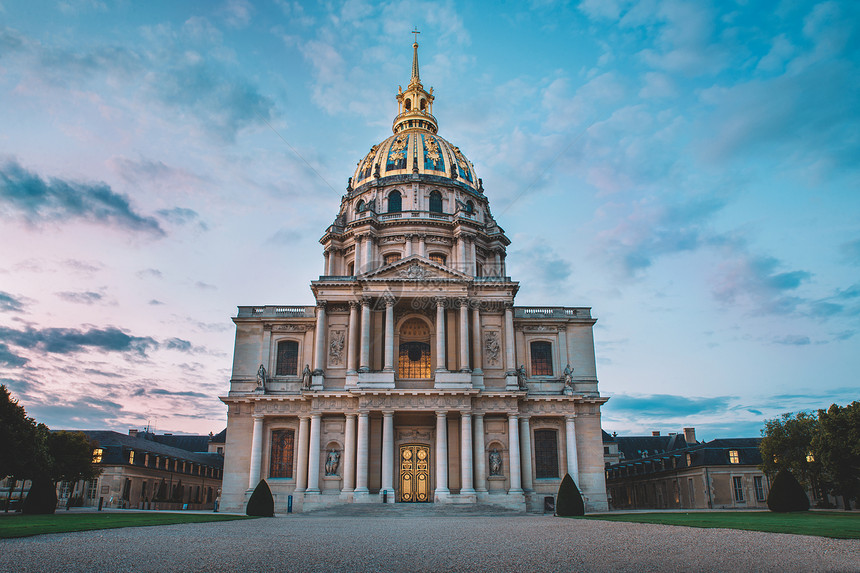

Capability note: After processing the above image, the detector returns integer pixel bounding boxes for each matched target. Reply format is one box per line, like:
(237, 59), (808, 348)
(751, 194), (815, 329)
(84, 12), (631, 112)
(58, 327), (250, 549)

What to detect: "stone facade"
(220, 41), (609, 514)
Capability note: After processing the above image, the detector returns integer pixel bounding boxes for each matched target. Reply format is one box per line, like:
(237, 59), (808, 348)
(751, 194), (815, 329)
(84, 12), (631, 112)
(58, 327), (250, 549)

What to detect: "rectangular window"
(270, 429), (296, 478)
(729, 450), (740, 464)
(732, 476), (744, 502)
(92, 448), (103, 463)
(429, 253), (447, 265)
(534, 429), (559, 479)
(276, 340), (299, 376)
(530, 341), (553, 376)
(754, 476), (765, 501)
(128, 451), (135, 465)
(384, 253), (401, 265)
(86, 479), (98, 500)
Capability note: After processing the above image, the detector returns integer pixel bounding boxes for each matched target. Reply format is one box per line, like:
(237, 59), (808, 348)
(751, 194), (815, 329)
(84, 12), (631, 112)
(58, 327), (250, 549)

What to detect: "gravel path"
(1, 511), (857, 572)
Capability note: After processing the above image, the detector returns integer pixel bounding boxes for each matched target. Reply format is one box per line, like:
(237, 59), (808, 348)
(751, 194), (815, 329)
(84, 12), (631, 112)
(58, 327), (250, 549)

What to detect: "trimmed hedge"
(767, 468), (810, 512)
(246, 480), (274, 517)
(22, 478), (57, 515)
(556, 473), (585, 516)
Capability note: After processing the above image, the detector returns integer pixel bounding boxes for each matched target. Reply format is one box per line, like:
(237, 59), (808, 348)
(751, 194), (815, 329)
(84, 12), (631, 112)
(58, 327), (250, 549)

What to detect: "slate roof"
(82, 431), (224, 468)
(210, 428), (227, 444)
(151, 434), (211, 453)
(606, 436), (764, 477)
(614, 434), (689, 461)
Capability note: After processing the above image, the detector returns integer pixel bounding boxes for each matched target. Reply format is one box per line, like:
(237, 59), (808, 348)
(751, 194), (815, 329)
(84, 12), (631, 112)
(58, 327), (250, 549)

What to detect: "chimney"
(684, 427), (696, 443)
(128, 429), (139, 438)
(651, 431), (660, 437)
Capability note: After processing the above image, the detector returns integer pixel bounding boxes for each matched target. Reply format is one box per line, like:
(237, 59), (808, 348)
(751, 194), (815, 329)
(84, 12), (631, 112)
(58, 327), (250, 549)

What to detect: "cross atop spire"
(394, 34), (437, 135)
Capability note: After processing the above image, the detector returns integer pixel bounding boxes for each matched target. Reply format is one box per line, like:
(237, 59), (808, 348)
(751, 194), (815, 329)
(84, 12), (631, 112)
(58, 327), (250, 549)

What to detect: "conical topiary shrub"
(22, 478), (58, 515)
(246, 479), (274, 517)
(555, 473), (585, 516)
(767, 468), (810, 512)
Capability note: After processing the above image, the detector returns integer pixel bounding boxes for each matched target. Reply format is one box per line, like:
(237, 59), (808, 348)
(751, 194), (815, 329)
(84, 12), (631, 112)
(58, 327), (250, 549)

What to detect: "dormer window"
(465, 200), (474, 214)
(356, 199), (365, 213)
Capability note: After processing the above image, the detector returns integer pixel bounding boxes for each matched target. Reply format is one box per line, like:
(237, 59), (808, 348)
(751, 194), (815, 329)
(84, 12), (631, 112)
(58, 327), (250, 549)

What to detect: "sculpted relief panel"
(483, 330), (501, 367)
(329, 329), (345, 366)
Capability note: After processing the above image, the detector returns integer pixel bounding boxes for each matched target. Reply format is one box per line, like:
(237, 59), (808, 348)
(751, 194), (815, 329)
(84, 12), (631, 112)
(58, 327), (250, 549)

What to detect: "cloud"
(606, 393), (733, 417)
(220, 0), (253, 28)
(268, 228), (301, 245)
(0, 325), (157, 358)
(0, 159), (164, 235)
(148, 299), (164, 305)
(156, 207), (208, 230)
(711, 254), (812, 314)
(509, 237), (572, 291)
(0, 343), (28, 367)
(772, 334), (811, 346)
(841, 239), (860, 265)
(195, 281), (217, 290)
(0, 291), (25, 312)
(136, 268), (163, 279)
(56, 290), (104, 305)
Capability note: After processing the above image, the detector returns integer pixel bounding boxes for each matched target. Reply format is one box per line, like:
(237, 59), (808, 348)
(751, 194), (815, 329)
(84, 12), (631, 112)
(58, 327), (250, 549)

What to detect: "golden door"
(399, 444), (431, 502)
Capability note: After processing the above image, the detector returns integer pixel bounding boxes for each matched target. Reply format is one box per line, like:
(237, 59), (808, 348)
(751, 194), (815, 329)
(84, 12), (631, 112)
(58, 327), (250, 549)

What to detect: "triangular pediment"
(361, 255), (470, 281)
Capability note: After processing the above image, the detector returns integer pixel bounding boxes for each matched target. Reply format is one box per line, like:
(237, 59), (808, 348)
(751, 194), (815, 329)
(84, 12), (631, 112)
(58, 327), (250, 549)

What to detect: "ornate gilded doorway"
(399, 444), (431, 502)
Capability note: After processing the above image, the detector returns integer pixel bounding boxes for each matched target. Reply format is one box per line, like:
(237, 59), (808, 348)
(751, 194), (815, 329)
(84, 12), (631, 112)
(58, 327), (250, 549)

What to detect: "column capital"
(504, 302), (514, 310)
(435, 410), (448, 418)
(382, 410), (395, 417)
(252, 413), (265, 420)
(518, 414), (532, 421)
(435, 296), (447, 307)
(472, 411), (485, 419)
(458, 297), (469, 308)
(358, 409), (370, 416)
(404, 233), (413, 239)
(316, 300), (327, 309)
(384, 296), (397, 307)
(459, 409), (473, 418)
(345, 412), (357, 420)
(361, 295), (373, 306)
(508, 412), (519, 421)
(565, 413), (577, 421)
(349, 300), (360, 309)
(311, 412), (322, 420)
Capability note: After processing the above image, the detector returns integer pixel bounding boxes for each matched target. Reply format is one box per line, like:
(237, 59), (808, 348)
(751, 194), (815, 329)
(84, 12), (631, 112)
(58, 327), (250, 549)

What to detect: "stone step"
(300, 502), (532, 518)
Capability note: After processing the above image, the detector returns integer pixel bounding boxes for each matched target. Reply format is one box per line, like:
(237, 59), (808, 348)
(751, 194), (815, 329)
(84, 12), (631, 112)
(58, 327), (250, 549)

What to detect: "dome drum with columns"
(219, 40), (609, 514)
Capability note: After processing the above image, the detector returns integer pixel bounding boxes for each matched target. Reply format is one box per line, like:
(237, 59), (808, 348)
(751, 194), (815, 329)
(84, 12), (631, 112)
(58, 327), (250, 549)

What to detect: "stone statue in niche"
(489, 449), (502, 476)
(563, 363), (574, 395)
(325, 450), (340, 476)
(255, 364), (267, 393)
(516, 364), (527, 390)
(301, 364), (312, 390)
(483, 331), (500, 366)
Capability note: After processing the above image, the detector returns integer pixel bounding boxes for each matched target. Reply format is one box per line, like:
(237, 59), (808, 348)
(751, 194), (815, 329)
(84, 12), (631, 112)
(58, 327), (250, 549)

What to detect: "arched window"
(466, 200), (474, 214)
(398, 318), (431, 379)
(534, 429), (559, 478)
(388, 190), (402, 213)
(276, 340), (299, 376)
(356, 199), (365, 213)
(420, 98), (426, 111)
(269, 429), (295, 478)
(347, 262), (355, 276)
(404, 99), (412, 111)
(530, 341), (553, 376)
(429, 253), (446, 266)
(429, 191), (443, 213)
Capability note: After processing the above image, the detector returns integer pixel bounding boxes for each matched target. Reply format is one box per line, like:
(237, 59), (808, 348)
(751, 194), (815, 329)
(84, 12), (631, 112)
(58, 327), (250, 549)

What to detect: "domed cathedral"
(220, 40), (609, 513)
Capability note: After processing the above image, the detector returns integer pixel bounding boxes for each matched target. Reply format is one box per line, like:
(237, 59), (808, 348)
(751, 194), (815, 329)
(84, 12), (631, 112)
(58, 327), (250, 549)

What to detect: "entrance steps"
(300, 502), (529, 518)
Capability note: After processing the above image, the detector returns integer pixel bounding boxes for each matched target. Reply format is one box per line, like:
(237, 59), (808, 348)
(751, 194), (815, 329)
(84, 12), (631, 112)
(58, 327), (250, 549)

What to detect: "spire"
(393, 31), (437, 135)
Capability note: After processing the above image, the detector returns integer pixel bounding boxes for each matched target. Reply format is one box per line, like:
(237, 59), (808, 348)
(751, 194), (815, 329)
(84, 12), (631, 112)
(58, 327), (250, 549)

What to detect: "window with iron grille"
(276, 340), (299, 376)
(398, 341), (431, 379)
(384, 253), (401, 266)
(732, 476), (744, 502)
(534, 429), (559, 478)
(530, 341), (553, 376)
(269, 429), (295, 478)
(429, 253), (446, 265)
(388, 190), (402, 213)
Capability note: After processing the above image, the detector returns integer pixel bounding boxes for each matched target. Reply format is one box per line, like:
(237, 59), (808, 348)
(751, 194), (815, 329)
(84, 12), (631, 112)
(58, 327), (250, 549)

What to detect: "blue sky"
(1, 0), (857, 439)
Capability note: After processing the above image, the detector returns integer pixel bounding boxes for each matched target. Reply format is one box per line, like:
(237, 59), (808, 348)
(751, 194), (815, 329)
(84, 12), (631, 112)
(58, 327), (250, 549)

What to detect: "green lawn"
(573, 511), (860, 539)
(0, 512), (256, 539)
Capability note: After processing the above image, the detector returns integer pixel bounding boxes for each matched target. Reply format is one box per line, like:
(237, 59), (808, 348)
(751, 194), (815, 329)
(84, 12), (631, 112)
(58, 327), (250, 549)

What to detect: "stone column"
(501, 252), (506, 276)
(504, 303), (516, 374)
(248, 414), (264, 489)
(296, 416), (310, 492)
(360, 298), (371, 371)
(473, 414), (487, 494)
(565, 415), (579, 484)
(353, 235), (362, 275)
(366, 235), (375, 271)
(435, 411), (449, 496)
(458, 299), (470, 371)
(313, 302), (326, 375)
(435, 298), (446, 372)
(471, 306), (482, 374)
(342, 414), (356, 493)
(519, 416), (533, 492)
(324, 249), (331, 275)
(460, 412), (475, 495)
(469, 239), (477, 275)
(347, 301), (359, 374)
(355, 412), (370, 495)
(508, 413), (523, 493)
(381, 411), (394, 500)
(383, 298), (395, 372)
(307, 414), (322, 493)
(494, 251), (502, 277)
(457, 236), (466, 274)
(419, 234), (426, 258)
(558, 325), (569, 373)
(404, 234), (413, 257)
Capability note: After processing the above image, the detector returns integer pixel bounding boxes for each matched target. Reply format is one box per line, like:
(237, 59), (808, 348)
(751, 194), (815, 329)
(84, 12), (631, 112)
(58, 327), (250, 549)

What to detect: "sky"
(1, 0), (858, 440)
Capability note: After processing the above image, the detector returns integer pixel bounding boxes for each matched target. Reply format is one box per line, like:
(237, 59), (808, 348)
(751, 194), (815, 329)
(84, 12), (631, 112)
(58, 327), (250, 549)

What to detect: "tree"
(47, 431), (101, 484)
(246, 480), (274, 517)
(555, 473), (585, 517)
(766, 468), (809, 512)
(0, 385), (39, 482)
(814, 401), (860, 510)
(759, 411), (823, 496)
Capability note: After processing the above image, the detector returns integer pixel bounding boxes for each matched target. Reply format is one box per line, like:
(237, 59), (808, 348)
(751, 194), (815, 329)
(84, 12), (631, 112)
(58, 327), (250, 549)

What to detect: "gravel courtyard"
(1, 508), (857, 572)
